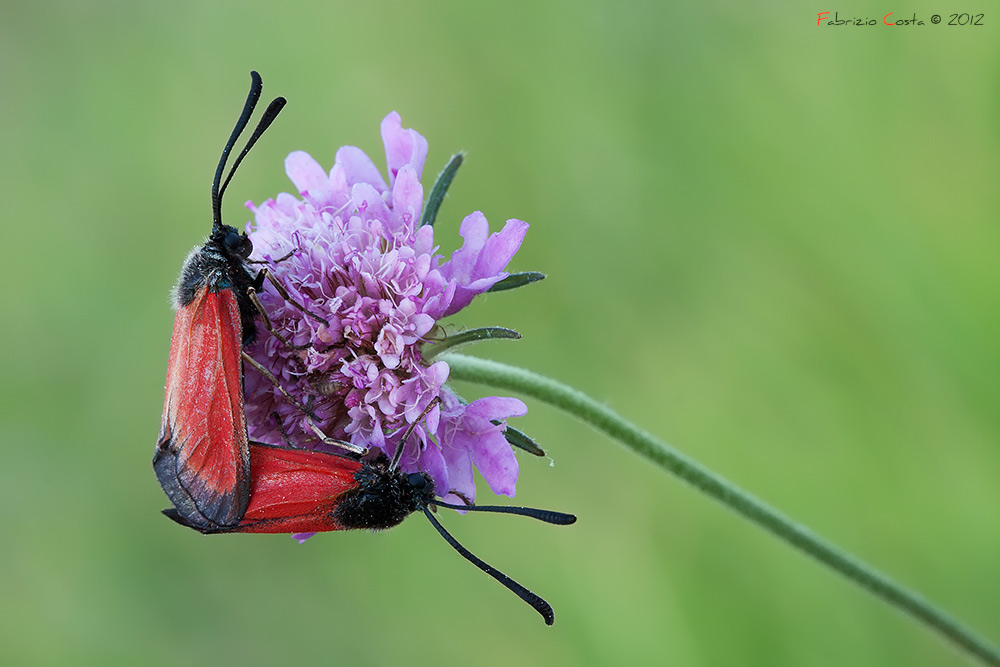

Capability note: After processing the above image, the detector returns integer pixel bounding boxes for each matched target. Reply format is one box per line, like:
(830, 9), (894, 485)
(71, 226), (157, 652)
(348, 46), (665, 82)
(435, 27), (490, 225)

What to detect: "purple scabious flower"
(243, 112), (528, 507)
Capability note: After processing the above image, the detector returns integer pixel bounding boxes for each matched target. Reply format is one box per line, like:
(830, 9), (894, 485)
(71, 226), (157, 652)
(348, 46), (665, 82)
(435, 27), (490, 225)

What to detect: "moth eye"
(223, 230), (253, 258)
(406, 473), (427, 490)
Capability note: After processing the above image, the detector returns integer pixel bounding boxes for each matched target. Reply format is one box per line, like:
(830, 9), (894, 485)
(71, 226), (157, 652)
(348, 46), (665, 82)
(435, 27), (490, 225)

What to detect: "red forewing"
(224, 443), (363, 534)
(154, 286), (251, 528)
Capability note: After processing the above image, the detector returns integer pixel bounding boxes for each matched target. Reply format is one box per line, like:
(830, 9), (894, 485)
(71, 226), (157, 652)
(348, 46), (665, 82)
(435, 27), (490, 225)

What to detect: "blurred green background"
(2, 1), (997, 665)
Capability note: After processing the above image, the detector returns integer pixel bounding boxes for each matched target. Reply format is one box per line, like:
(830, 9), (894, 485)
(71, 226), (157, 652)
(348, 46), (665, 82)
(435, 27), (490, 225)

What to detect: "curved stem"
(443, 353), (1000, 666)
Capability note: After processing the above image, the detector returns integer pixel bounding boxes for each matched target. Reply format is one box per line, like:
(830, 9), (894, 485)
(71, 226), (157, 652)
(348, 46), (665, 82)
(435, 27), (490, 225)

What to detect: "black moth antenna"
(211, 70), (287, 230)
(424, 497), (576, 625)
(431, 498), (576, 525)
(386, 398), (575, 623)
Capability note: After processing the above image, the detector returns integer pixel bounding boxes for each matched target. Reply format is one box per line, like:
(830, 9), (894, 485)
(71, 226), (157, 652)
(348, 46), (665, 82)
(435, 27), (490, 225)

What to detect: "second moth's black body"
(334, 456), (436, 530)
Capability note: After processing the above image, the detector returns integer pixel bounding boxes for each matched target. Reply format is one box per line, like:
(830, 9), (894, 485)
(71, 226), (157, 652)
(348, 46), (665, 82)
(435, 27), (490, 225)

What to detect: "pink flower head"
(243, 112), (530, 505)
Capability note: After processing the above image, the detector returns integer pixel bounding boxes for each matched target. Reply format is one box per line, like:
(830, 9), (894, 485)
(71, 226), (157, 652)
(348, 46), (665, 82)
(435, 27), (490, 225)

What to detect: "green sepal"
(496, 422), (545, 457)
(421, 152), (464, 227)
(423, 326), (521, 360)
(487, 271), (546, 293)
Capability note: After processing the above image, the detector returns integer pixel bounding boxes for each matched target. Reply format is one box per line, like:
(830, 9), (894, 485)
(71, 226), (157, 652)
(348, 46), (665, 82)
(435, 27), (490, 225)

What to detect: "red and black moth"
(153, 71), (286, 529)
(166, 441), (576, 625)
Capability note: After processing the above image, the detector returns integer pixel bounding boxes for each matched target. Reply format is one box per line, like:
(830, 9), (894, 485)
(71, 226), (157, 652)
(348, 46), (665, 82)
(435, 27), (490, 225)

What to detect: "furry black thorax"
(173, 224), (261, 345)
(334, 455), (436, 531)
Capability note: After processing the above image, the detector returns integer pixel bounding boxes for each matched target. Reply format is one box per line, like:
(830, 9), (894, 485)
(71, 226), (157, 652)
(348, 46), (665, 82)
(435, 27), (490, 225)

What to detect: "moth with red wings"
(166, 440), (576, 625)
(153, 72), (286, 529)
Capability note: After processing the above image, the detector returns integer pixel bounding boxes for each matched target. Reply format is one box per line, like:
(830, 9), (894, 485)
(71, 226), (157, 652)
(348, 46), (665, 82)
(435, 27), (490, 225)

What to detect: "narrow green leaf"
(487, 271), (546, 293)
(497, 422), (545, 456)
(421, 152), (464, 227)
(423, 326), (521, 360)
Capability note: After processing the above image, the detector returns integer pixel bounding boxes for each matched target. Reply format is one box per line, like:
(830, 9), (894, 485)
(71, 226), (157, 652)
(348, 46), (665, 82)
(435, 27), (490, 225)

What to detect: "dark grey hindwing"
(153, 413), (251, 531)
(153, 422), (219, 531)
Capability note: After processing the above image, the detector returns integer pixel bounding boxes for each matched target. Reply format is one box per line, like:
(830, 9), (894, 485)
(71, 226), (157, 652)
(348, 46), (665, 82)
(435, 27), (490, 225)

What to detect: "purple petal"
(350, 183), (391, 226)
(440, 432), (476, 502)
(292, 532), (317, 543)
(285, 151), (329, 197)
(413, 223), (435, 255)
(466, 396), (528, 421)
(473, 218), (529, 278)
(440, 215), (529, 316)
(381, 111), (428, 186)
(438, 397), (527, 501)
(327, 163), (352, 209)
(466, 398), (526, 497)
(390, 165), (423, 230)
(472, 434), (519, 497)
(335, 145), (388, 192)
(443, 211), (490, 283)
(416, 439), (449, 498)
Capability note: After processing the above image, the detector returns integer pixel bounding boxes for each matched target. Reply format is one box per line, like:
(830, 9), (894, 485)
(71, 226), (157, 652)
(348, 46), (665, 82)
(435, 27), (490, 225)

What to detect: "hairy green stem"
(443, 353), (1000, 666)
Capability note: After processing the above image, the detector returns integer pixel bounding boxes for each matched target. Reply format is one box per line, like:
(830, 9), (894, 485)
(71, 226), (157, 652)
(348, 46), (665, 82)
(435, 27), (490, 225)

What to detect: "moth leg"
(247, 286), (311, 350)
(261, 268), (329, 326)
(247, 248), (296, 265)
(303, 418), (366, 455)
(297, 395), (366, 454)
(390, 396), (443, 469)
(271, 411), (296, 448)
(241, 351), (319, 419)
